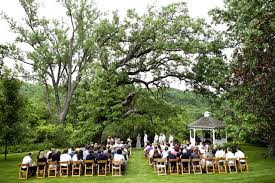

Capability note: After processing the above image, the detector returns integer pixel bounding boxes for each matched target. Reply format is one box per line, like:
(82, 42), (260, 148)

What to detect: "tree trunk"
(92, 126), (106, 144)
(265, 122), (275, 158)
(4, 140), (7, 160)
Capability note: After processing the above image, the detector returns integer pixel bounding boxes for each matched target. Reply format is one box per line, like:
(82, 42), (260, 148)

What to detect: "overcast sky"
(0, 0), (224, 89)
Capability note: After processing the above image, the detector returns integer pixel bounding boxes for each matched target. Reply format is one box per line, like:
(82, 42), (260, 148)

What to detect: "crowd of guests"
(21, 137), (132, 176)
(144, 141), (246, 171)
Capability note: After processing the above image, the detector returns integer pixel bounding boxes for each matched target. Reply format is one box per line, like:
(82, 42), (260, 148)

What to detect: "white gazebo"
(188, 112), (227, 146)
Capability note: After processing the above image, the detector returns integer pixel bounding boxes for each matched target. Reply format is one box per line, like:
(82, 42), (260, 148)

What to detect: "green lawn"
(1, 145), (275, 183)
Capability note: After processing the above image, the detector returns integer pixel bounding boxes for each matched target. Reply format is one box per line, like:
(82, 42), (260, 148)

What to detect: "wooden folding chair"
(153, 158), (162, 173)
(84, 160), (94, 176)
(168, 158), (179, 175)
(216, 158), (227, 173)
(47, 161), (58, 177)
(112, 160), (122, 176)
(238, 157), (248, 172)
(59, 161), (69, 177)
(181, 159), (191, 174)
(205, 158), (215, 174)
(18, 163), (29, 179)
(97, 160), (107, 176)
(156, 159), (167, 176)
(192, 158), (202, 174)
(107, 158), (112, 172)
(36, 162), (46, 178)
(227, 158), (237, 173)
(72, 161), (82, 176)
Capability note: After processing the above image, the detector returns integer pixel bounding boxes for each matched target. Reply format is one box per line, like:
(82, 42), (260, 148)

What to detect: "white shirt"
(72, 154), (78, 161)
(162, 134), (166, 143)
(144, 134), (148, 143)
(162, 151), (168, 159)
(159, 135), (163, 143)
(154, 135), (159, 143)
(113, 154), (125, 164)
(215, 150), (225, 158)
(22, 156), (32, 168)
(235, 150), (245, 162)
(149, 149), (154, 158)
(168, 135), (173, 143)
(60, 154), (71, 166)
(226, 151), (235, 165)
(83, 150), (89, 160)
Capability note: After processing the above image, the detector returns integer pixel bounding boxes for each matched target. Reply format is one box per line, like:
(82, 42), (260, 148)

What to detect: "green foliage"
(0, 70), (25, 159)
(210, 0), (275, 156)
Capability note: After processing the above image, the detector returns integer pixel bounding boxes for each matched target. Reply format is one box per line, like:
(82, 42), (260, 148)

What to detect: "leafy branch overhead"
(1, 0), (228, 124)
(95, 3), (228, 91)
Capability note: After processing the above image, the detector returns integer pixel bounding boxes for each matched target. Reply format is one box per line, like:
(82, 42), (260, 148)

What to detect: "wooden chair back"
(205, 158), (215, 173)
(216, 157), (227, 173)
(168, 158), (179, 175)
(47, 161), (58, 177)
(180, 159), (191, 174)
(227, 158), (237, 173)
(84, 160), (94, 176)
(72, 161), (82, 176)
(59, 161), (69, 177)
(97, 160), (107, 176)
(238, 157), (248, 172)
(192, 158), (202, 174)
(36, 162), (46, 178)
(112, 160), (122, 176)
(156, 159), (166, 176)
(18, 163), (29, 179)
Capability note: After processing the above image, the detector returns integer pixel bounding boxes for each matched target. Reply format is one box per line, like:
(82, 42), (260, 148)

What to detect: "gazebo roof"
(188, 115), (226, 129)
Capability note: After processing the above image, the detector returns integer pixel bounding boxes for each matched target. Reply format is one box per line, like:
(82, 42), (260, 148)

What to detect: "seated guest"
(181, 146), (190, 159)
(96, 150), (108, 162)
(37, 151), (47, 164)
(113, 149), (126, 174)
(181, 147), (190, 168)
(172, 145), (181, 157)
(105, 149), (113, 160)
(52, 150), (61, 162)
(215, 147), (225, 158)
(235, 147), (245, 163)
(191, 148), (200, 159)
(167, 151), (177, 168)
(60, 149), (71, 167)
(83, 145), (90, 160)
(72, 151), (78, 161)
(212, 145), (218, 156)
(215, 147), (225, 165)
(22, 152), (36, 176)
(69, 147), (75, 158)
(122, 147), (128, 161)
(144, 143), (153, 156)
(47, 148), (55, 160)
(72, 150), (83, 161)
(153, 149), (162, 159)
(86, 150), (96, 161)
(162, 147), (169, 160)
(77, 150), (84, 161)
(226, 148), (236, 165)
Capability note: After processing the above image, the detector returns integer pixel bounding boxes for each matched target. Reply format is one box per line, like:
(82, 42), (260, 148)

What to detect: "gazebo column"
(194, 128), (196, 145)
(189, 128), (192, 144)
(212, 129), (215, 145)
(225, 129), (228, 143)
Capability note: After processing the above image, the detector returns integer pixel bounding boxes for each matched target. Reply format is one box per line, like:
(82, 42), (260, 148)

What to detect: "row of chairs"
(151, 157), (248, 176)
(19, 159), (123, 179)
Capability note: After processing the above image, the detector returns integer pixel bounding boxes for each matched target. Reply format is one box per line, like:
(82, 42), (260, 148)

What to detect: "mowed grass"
(1, 145), (275, 183)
